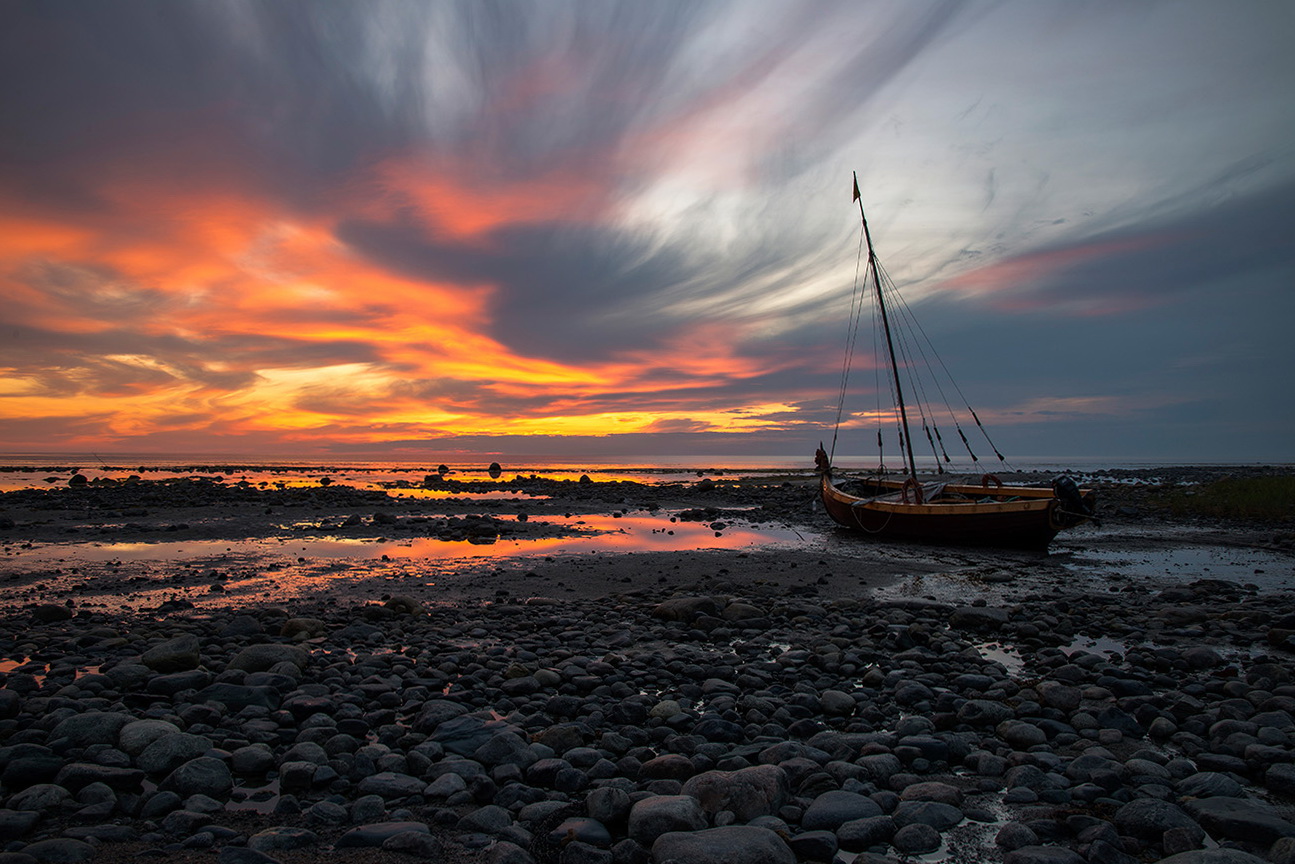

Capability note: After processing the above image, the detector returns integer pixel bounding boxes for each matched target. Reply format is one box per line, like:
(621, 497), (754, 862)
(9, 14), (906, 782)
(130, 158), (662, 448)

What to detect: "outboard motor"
(1052, 475), (1094, 518)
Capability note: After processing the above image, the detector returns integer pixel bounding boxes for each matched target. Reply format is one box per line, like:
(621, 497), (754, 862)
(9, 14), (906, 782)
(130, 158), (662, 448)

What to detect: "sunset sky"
(2, 1), (1292, 464)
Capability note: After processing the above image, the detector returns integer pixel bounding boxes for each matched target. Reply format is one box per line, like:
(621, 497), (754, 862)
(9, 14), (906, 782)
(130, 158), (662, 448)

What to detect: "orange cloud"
(0, 148), (818, 451)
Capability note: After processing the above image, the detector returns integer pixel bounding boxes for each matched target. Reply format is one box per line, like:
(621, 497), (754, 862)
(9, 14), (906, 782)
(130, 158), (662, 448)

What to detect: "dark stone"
(336, 821), (431, 848)
(1183, 796), (1295, 845)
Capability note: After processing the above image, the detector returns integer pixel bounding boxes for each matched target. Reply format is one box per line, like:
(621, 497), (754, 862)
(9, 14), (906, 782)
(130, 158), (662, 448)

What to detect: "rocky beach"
(0, 465), (1293, 864)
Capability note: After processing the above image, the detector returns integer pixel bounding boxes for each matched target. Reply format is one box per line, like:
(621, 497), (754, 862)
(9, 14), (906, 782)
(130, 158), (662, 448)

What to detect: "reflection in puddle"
(973, 642), (1023, 674)
(9, 512), (805, 566)
(0, 658), (102, 685)
(0, 511), (814, 612)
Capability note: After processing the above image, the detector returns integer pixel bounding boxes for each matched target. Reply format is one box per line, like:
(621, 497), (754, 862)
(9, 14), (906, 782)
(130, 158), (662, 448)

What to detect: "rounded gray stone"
(801, 790), (883, 831)
(651, 826), (794, 864)
(627, 795), (706, 846)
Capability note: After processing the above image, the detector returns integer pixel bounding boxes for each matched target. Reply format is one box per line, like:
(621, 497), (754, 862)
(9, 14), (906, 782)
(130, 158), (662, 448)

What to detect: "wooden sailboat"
(816, 174), (1095, 548)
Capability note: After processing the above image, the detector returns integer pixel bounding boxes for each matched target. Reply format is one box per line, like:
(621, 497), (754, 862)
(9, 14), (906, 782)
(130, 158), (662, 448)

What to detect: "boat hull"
(819, 473), (1089, 549)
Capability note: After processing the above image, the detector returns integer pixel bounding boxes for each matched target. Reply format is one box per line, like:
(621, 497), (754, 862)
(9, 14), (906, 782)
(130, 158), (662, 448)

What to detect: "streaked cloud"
(0, 0), (1291, 461)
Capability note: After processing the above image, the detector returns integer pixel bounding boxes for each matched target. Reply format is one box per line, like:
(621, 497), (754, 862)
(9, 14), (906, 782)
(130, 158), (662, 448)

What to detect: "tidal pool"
(0, 510), (814, 611)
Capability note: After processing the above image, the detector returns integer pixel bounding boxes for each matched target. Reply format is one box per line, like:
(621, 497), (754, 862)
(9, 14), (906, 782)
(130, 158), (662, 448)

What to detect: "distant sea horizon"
(1, 450), (1289, 474)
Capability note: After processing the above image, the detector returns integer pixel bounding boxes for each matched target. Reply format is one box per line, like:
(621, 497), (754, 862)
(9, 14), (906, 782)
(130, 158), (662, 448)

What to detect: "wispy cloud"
(0, 1), (1291, 460)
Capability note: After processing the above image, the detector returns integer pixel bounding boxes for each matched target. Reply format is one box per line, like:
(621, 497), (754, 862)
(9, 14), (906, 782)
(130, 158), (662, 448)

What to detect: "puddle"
(0, 658), (102, 685)
(973, 641), (1024, 674)
(5, 512), (805, 566)
(0, 511), (814, 612)
(1054, 527), (1294, 592)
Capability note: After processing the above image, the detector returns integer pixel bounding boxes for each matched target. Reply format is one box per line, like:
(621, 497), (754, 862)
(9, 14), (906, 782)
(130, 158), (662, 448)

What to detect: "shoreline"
(0, 470), (1292, 864)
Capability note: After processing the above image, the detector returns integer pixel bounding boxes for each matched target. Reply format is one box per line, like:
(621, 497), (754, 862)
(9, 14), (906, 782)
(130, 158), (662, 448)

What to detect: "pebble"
(0, 574), (1289, 864)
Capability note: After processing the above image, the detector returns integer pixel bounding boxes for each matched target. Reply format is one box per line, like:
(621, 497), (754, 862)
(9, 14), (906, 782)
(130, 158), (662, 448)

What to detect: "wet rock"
(456, 804), (513, 835)
(335, 821), (431, 848)
(549, 816), (612, 848)
(382, 830), (444, 856)
(899, 781), (963, 806)
(53, 763), (143, 793)
(159, 756), (233, 799)
(801, 790), (883, 831)
(117, 719), (183, 756)
(31, 604), (73, 623)
(949, 606), (1009, 629)
(1182, 796), (1295, 845)
(137, 732), (213, 775)
(836, 815), (895, 851)
(18, 838), (96, 862)
(228, 644), (308, 673)
(49, 711), (134, 747)
(140, 634), (200, 672)
(432, 714), (515, 756)
(1176, 772), (1244, 799)
(247, 826), (318, 851)
(196, 683), (280, 711)
(1265, 763), (1295, 796)
(958, 699), (1014, 727)
(892, 822), (942, 854)
(356, 771), (425, 799)
(892, 800), (963, 831)
(652, 597), (719, 623)
(650, 826), (794, 864)
(627, 795), (706, 846)
(1113, 798), (1204, 847)
(279, 617), (325, 639)
(681, 765), (789, 821)
(1002, 846), (1085, 864)
(1154, 852), (1270, 864)
(996, 821), (1039, 850)
(8, 783), (68, 812)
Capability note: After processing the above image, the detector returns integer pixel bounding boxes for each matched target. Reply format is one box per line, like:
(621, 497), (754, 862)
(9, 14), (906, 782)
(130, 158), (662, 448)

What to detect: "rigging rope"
(829, 230), (870, 463)
(828, 176), (1014, 476)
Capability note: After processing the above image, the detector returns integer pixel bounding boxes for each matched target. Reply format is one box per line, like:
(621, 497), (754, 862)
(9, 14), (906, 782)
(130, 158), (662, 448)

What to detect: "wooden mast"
(854, 172), (917, 481)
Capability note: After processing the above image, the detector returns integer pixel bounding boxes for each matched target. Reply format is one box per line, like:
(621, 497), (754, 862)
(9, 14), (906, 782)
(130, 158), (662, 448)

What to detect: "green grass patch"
(1155, 475), (1295, 521)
